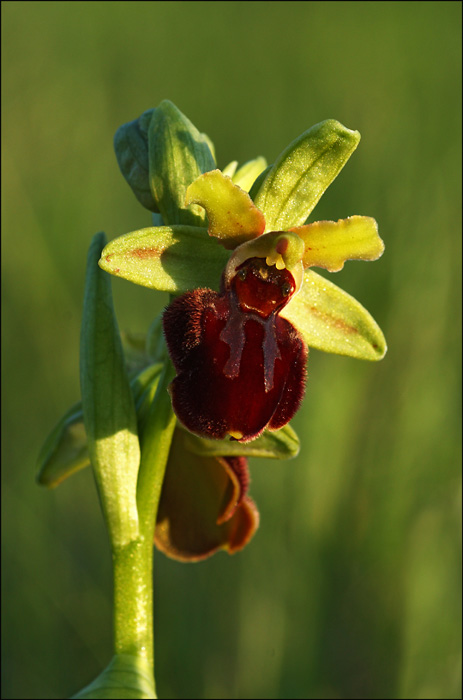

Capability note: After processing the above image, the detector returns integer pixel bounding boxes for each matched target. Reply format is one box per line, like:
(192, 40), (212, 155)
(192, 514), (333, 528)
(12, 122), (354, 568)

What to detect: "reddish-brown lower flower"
(154, 426), (259, 561)
(163, 249), (308, 443)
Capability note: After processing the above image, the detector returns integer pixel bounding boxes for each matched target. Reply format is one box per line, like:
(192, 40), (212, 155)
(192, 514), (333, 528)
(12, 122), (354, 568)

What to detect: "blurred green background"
(2, 2), (461, 698)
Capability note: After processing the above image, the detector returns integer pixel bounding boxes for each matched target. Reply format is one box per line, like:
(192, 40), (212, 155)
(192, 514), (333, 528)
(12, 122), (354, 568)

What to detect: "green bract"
(36, 363), (163, 488)
(148, 100), (215, 226)
(72, 653), (156, 699)
(114, 108), (157, 212)
(80, 233), (141, 547)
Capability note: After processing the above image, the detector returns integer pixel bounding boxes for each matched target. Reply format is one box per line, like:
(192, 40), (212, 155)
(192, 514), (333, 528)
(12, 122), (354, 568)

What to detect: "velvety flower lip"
(163, 280), (307, 442)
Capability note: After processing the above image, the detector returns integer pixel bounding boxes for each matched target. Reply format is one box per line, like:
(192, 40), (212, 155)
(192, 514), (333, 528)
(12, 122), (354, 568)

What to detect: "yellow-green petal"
(185, 169), (265, 249)
(232, 156), (268, 192)
(253, 120), (360, 231)
(99, 225), (229, 293)
(222, 160), (238, 178)
(291, 216), (384, 272)
(281, 269), (387, 361)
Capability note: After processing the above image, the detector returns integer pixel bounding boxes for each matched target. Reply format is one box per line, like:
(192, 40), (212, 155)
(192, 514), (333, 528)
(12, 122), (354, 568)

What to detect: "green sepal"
(99, 225), (229, 293)
(232, 156), (268, 192)
(281, 269), (387, 360)
(80, 232), (141, 547)
(183, 423), (300, 460)
(253, 120), (361, 231)
(71, 653), (156, 699)
(114, 109), (158, 213)
(148, 100), (216, 225)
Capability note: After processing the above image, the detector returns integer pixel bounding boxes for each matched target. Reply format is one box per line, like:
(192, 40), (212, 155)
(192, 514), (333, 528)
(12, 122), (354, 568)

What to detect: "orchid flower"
(38, 100), (386, 563)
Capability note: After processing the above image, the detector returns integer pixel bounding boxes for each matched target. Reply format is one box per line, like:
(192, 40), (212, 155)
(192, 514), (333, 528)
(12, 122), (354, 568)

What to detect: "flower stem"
(111, 361), (176, 684)
(112, 538), (154, 665)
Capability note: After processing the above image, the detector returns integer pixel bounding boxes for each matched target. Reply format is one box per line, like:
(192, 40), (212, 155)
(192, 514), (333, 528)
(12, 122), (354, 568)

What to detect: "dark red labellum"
(163, 257), (307, 442)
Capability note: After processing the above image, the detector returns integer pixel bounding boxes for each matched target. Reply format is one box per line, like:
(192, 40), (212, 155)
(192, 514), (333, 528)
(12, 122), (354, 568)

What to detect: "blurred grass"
(2, 1), (461, 698)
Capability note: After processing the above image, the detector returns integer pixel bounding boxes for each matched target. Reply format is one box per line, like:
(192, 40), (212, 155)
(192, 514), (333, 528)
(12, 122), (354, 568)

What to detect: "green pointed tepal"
(80, 232), (141, 547)
(99, 225), (229, 293)
(281, 269), (387, 360)
(253, 119), (361, 231)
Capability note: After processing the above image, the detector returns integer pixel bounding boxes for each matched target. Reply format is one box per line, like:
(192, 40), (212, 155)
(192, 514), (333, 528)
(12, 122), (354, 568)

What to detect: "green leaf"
(281, 269), (387, 360)
(253, 119), (361, 231)
(114, 109), (158, 212)
(183, 423), (300, 460)
(80, 233), (141, 547)
(99, 225), (229, 293)
(72, 653), (156, 699)
(36, 402), (90, 487)
(37, 364), (163, 489)
(148, 100), (216, 225)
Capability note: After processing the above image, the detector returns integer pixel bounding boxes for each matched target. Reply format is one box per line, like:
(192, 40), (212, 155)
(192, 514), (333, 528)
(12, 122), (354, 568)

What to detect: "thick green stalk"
(112, 362), (176, 680)
(112, 539), (154, 666)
